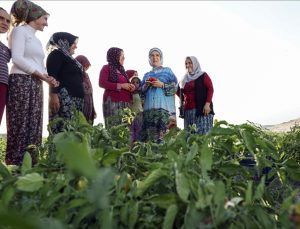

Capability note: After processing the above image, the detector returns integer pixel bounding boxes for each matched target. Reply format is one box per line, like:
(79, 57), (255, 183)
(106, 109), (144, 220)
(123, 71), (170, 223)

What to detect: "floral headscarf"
(148, 47), (163, 68)
(106, 47), (128, 83)
(47, 32), (83, 71)
(10, 0), (49, 26)
(179, 56), (205, 88)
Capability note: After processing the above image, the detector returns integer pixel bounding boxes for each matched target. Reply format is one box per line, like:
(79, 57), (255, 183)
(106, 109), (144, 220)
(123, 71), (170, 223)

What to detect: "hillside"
(265, 117), (300, 132)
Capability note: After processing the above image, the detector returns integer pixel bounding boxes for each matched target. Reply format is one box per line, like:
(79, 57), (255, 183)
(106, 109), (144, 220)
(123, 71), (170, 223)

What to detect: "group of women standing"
(1, 0), (215, 166)
(2, 0), (95, 165)
(99, 47), (215, 144)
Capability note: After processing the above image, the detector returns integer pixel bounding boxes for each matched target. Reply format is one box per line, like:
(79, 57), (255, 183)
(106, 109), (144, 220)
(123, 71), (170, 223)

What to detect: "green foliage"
(0, 116), (300, 228)
(0, 136), (6, 162)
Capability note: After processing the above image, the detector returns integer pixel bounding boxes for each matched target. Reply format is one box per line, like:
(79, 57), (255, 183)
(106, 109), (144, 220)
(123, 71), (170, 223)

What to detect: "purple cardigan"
(99, 64), (132, 103)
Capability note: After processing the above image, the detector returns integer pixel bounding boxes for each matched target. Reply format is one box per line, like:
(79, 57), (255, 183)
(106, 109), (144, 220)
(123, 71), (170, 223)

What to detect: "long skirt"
(102, 96), (130, 129)
(130, 112), (143, 145)
(5, 74), (43, 165)
(142, 108), (176, 143)
(83, 93), (96, 125)
(49, 88), (83, 134)
(0, 83), (8, 125)
(184, 108), (214, 134)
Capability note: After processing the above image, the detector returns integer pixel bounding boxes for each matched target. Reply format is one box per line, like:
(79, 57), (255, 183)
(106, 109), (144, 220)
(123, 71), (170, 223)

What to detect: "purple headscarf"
(106, 47), (128, 83)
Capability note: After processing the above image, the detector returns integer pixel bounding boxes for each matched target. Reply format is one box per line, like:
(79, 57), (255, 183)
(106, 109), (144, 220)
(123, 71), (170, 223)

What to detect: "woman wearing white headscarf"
(141, 47), (178, 143)
(178, 56), (214, 134)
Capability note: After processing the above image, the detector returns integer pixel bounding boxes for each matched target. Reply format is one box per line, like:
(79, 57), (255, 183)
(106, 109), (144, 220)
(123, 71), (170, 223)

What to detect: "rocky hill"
(265, 117), (300, 133)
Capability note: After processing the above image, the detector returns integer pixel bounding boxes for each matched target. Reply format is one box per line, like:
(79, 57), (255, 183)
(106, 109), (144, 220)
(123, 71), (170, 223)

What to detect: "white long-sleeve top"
(8, 24), (47, 75)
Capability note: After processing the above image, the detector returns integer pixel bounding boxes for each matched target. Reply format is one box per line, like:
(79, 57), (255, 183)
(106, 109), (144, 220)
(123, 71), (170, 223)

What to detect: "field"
(1, 112), (300, 229)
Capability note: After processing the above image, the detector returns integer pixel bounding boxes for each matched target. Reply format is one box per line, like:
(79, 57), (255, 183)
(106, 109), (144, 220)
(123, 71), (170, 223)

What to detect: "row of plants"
(0, 112), (300, 228)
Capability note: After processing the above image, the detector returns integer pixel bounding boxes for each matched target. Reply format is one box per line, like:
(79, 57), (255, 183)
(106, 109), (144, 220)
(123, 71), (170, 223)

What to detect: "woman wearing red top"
(178, 56), (214, 134)
(99, 47), (134, 128)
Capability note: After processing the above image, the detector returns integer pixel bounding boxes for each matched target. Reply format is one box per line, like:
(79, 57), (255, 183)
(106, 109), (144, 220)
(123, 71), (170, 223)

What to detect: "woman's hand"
(203, 102), (211, 115)
(148, 79), (164, 88)
(49, 93), (60, 114)
(45, 75), (60, 87)
(121, 83), (135, 92)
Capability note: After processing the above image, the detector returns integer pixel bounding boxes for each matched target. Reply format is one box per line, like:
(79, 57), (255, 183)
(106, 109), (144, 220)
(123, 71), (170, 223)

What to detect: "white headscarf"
(148, 47), (163, 68)
(179, 56), (204, 88)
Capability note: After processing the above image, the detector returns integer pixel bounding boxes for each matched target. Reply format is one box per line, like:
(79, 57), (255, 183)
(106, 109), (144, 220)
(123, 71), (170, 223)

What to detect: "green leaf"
(100, 209), (113, 229)
(185, 143), (198, 165)
(15, 173), (44, 192)
(148, 193), (177, 209)
(163, 204), (178, 229)
(1, 185), (15, 207)
(184, 204), (202, 229)
(102, 148), (126, 166)
(0, 162), (11, 178)
(200, 139), (212, 175)
(239, 129), (256, 154)
(136, 168), (166, 196)
(21, 152), (32, 175)
(176, 172), (190, 203)
(245, 181), (253, 205)
(255, 207), (274, 228)
(254, 176), (265, 200)
(214, 181), (225, 204)
(129, 201), (139, 229)
(72, 205), (96, 227)
(53, 132), (97, 179)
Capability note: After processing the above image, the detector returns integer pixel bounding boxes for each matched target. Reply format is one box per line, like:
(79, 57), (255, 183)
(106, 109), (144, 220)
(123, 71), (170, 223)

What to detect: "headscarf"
(10, 0), (49, 26)
(75, 55), (91, 69)
(148, 47), (163, 68)
(126, 69), (137, 80)
(179, 56), (205, 88)
(46, 32), (83, 71)
(106, 47), (128, 83)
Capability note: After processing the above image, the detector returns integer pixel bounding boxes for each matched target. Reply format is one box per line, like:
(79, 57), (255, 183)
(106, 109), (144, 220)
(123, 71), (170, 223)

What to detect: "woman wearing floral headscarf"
(141, 47), (178, 143)
(177, 56), (214, 134)
(99, 47), (134, 128)
(75, 55), (96, 125)
(46, 32), (84, 134)
(6, 0), (58, 165)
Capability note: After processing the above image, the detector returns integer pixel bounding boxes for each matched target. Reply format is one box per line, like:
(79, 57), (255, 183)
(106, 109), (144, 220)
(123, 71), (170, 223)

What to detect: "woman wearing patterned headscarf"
(75, 55), (96, 125)
(177, 56), (214, 134)
(6, 0), (59, 165)
(141, 47), (178, 143)
(46, 32), (84, 134)
(99, 47), (134, 129)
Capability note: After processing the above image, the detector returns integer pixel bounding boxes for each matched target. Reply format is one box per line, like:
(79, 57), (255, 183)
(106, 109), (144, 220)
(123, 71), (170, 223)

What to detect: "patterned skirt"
(130, 112), (143, 144)
(184, 108), (214, 134)
(102, 96), (130, 129)
(83, 94), (96, 125)
(49, 88), (83, 134)
(6, 74), (43, 165)
(142, 108), (176, 143)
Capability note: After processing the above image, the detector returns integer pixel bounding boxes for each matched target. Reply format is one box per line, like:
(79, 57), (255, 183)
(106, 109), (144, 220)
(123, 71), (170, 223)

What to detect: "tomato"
(148, 77), (157, 82)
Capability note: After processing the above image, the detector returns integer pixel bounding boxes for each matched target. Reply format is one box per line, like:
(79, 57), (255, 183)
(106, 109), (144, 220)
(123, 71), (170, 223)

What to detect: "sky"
(1, 1), (300, 136)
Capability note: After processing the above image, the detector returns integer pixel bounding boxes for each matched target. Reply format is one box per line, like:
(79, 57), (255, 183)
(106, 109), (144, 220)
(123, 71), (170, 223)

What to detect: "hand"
(121, 83), (135, 92)
(203, 102), (211, 115)
(151, 79), (164, 88)
(45, 75), (60, 87)
(49, 93), (60, 114)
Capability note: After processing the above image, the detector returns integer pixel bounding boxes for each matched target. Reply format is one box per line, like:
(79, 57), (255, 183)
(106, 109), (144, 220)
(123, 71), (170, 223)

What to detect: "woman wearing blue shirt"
(141, 47), (177, 143)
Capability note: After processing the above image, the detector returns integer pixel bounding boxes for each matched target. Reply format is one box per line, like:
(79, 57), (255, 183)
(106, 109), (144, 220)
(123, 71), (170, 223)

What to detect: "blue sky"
(1, 1), (300, 135)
